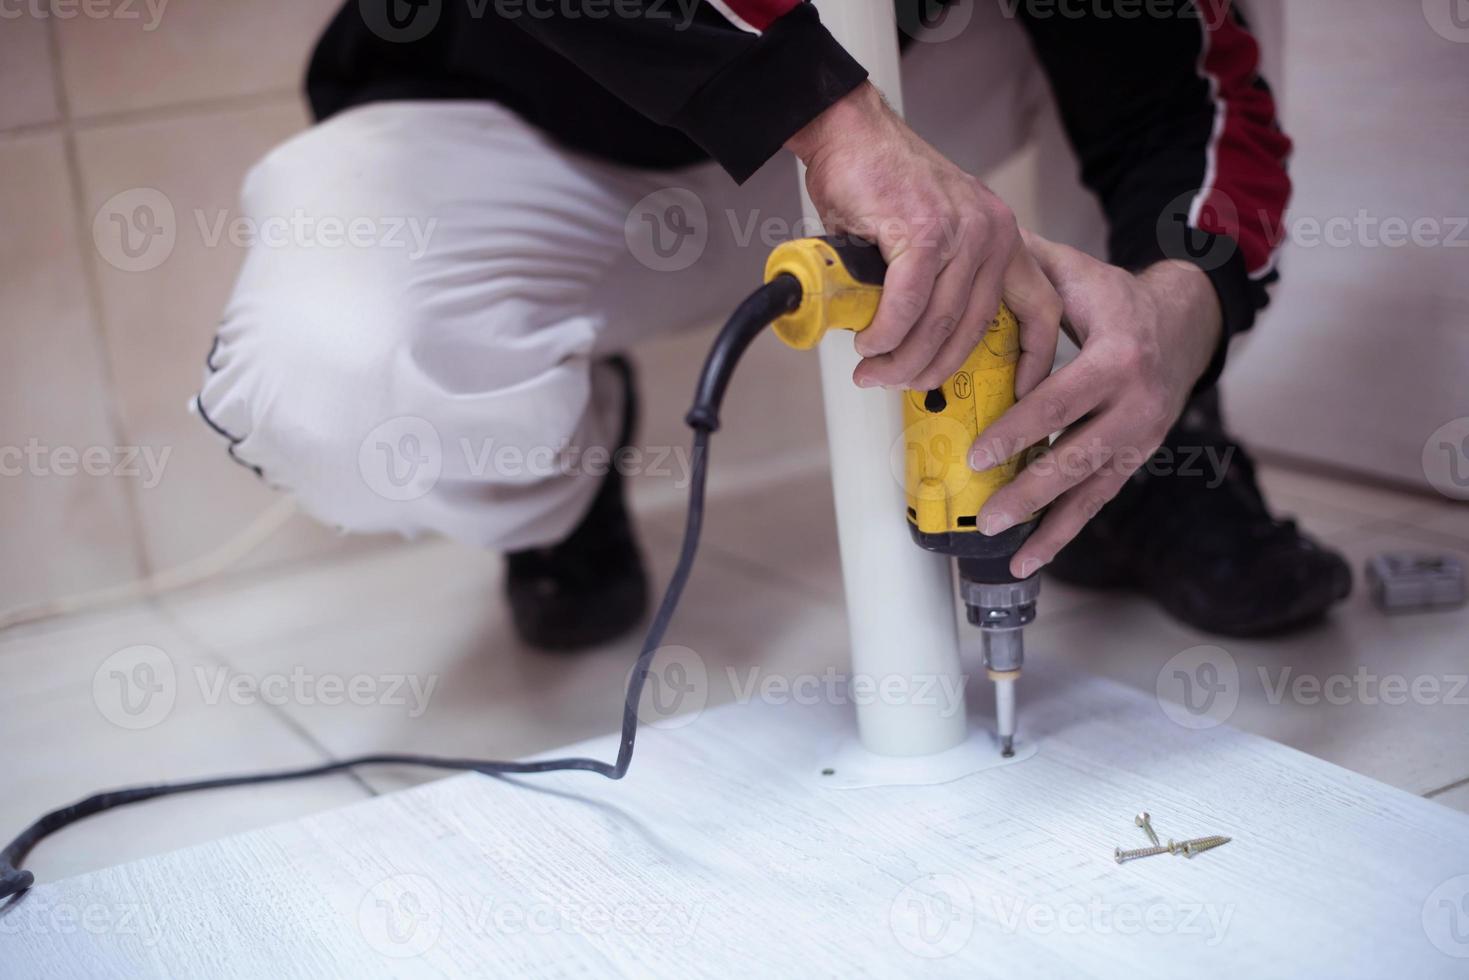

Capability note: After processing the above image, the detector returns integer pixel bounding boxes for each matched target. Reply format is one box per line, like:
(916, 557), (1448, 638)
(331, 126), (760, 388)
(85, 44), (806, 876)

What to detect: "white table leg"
(798, 1), (967, 757)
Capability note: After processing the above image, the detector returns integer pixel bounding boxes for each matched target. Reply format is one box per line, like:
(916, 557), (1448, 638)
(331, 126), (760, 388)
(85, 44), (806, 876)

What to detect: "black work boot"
(1047, 390), (1353, 637)
(505, 356), (649, 651)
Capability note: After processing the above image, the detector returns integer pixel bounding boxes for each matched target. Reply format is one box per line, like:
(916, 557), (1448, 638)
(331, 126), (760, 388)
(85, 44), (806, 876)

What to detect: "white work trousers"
(196, 7), (1099, 550)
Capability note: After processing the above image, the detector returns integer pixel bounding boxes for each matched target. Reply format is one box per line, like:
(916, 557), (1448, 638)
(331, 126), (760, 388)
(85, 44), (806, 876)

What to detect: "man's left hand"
(971, 232), (1225, 579)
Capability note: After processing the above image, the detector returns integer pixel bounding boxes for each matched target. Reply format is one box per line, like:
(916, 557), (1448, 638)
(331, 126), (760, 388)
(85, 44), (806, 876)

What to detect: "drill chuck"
(965, 574), (1039, 672)
(962, 559), (1040, 760)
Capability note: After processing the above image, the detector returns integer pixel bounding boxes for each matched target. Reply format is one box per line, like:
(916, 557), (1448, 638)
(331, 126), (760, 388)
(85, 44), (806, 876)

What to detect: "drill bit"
(994, 674), (1016, 757)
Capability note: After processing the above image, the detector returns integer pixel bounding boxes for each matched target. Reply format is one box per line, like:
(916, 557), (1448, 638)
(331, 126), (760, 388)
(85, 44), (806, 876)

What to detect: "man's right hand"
(786, 82), (1062, 398)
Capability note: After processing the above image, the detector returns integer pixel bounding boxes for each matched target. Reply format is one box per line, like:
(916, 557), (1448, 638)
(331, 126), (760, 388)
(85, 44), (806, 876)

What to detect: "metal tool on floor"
(1366, 553), (1466, 613)
(763, 237), (1043, 756)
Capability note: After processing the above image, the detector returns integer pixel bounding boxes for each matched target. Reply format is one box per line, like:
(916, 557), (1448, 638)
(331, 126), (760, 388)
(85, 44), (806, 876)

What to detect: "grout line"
(0, 120), (65, 141)
(1425, 775), (1469, 800)
(45, 17), (154, 584)
(1252, 448), (1451, 505)
(1374, 514), (1469, 554)
(68, 88), (305, 132)
(158, 605), (380, 800)
(1264, 483), (1425, 543)
(643, 520), (841, 608)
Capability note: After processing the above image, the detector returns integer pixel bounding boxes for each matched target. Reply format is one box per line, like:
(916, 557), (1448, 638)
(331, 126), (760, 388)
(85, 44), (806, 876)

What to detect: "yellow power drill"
(764, 236), (1042, 757)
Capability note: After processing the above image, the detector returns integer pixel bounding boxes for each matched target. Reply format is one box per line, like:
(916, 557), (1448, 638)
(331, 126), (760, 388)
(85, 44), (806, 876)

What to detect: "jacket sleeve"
(508, 1), (869, 183)
(1016, 0), (1292, 388)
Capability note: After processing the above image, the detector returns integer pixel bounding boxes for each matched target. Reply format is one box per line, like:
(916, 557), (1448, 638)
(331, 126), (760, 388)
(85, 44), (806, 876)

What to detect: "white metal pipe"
(799, 0), (967, 757)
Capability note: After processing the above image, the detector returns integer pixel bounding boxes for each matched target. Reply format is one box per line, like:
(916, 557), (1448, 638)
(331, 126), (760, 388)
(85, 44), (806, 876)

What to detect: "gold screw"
(1176, 835), (1232, 858)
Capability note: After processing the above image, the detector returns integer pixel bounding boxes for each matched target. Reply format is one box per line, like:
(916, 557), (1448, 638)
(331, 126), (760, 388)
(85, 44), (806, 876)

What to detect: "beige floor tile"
(54, 0), (340, 118)
(163, 526), (854, 796)
(1429, 781), (1469, 815)
(1256, 463), (1429, 539)
(1383, 498), (1469, 552)
(160, 539), (464, 654)
(0, 132), (143, 610)
(0, 604), (371, 884)
(0, 15), (60, 131)
(72, 99), (387, 576)
(627, 323), (830, 514)
(1023, 519), (1469, 798)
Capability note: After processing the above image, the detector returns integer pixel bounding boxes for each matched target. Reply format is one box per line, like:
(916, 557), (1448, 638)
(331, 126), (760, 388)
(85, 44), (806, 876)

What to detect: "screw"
(1135, 811), (1159, 846)
(1176, 835), (1231, 858)
(1114, 844), (1170, 864)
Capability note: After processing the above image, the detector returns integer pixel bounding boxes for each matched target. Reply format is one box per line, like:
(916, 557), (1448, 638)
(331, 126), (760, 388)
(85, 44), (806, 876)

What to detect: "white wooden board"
(7, 661), (1469, 978)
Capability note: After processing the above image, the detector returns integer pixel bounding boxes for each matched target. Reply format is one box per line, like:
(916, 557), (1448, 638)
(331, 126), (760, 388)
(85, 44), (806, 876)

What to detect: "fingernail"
(856, 376), (876, 389)
(970, 447), (996, 471)
(1018, 558), (1044, 578)
(982, 514), (1011, 536)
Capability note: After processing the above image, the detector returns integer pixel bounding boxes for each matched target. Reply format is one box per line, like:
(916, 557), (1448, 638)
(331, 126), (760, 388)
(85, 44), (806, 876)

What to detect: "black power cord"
(0, 274), (804, 901)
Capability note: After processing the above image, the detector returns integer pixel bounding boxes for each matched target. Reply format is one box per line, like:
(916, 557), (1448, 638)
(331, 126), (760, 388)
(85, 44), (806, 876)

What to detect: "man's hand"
(972, 232), (1225, 578)
(786, 83), (1062, 396)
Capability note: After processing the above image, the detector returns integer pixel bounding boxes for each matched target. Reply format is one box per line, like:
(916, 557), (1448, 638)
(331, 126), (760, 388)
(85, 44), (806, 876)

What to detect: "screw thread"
(1178, 835), (1232, 857)
(1114, 844), (1171, 864)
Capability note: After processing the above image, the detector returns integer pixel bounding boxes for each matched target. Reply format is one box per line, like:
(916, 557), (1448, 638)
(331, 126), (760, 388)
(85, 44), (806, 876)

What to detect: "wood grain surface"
(7, 660), (1469, 979)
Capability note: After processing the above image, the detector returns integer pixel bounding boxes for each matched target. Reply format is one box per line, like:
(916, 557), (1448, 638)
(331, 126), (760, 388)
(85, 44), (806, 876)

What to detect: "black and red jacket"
(309, 0), (1292, 376)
